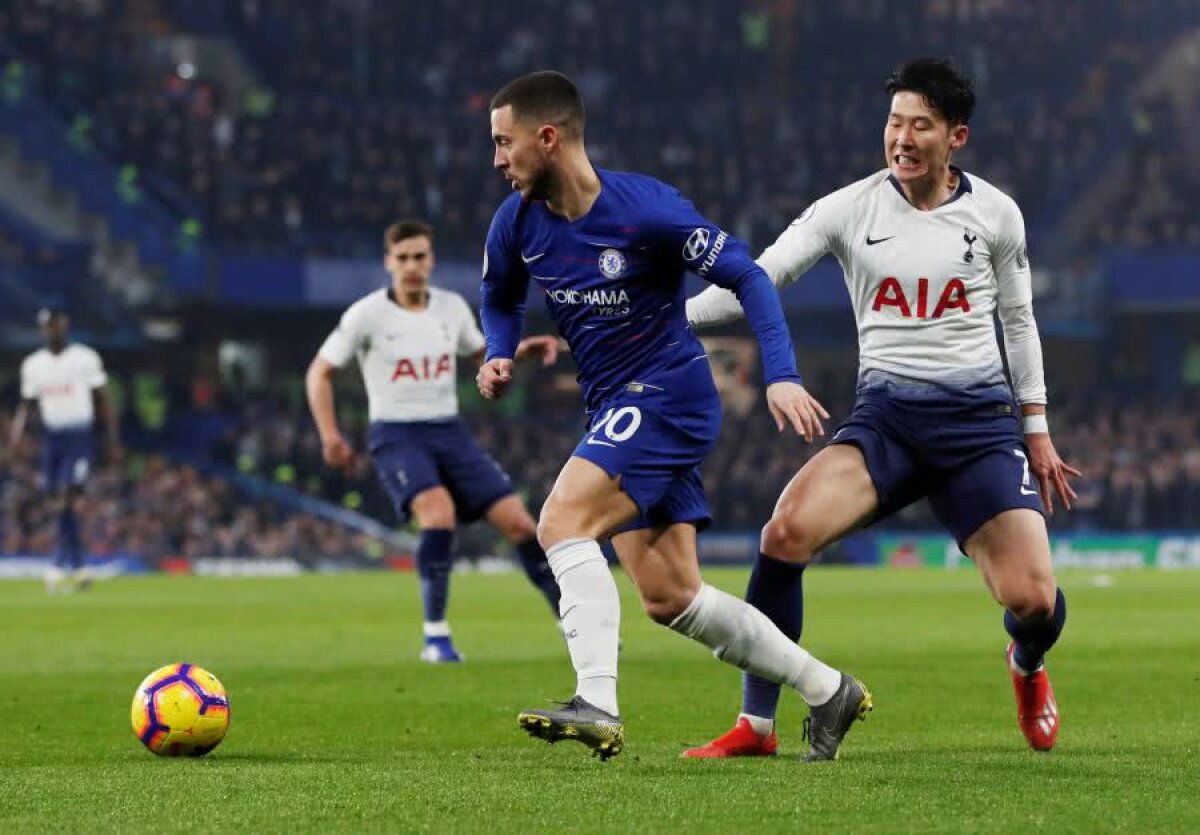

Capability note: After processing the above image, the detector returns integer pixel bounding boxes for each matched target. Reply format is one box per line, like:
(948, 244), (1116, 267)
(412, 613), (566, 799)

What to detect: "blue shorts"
(42, 428), (93, 493)
(368, 419), (515, 525)
(831, 372), (1045, 549)
(572, 380), (721, 533)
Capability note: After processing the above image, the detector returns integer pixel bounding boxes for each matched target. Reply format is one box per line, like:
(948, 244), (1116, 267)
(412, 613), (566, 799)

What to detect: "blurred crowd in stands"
(3, 358), (1199, 562)
(217, 372), (1200, 536)
(2, 0), (1196, 257)
(1089, 90), (1200, 249)
(0, 406), (386, 560)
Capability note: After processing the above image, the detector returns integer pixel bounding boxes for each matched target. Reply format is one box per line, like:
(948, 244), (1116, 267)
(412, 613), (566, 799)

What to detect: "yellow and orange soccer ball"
(131, 664), (230, 756)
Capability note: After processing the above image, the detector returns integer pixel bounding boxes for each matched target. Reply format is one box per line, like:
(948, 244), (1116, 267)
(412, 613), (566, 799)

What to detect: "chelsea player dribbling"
(477, 71), (872, 761)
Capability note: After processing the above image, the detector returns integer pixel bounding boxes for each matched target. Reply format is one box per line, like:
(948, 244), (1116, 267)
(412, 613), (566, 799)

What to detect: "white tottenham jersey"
(687, 169), (1047, 404)
(319, 287), (486, 422)
(20, 343), (108, 430)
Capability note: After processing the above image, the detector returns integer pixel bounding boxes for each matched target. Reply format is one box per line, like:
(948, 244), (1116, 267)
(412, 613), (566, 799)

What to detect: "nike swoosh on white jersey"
(521, 252), (546, 263)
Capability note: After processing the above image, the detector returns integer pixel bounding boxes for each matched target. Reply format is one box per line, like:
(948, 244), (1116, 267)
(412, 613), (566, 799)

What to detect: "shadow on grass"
(198, 751), (348, 765)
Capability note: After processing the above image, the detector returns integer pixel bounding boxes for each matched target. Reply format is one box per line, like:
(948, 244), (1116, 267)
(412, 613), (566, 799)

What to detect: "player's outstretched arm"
(686, 199), (834, 329)
(513, 335), (561, 366)
(305, 356), (352, 469)
(470, 334), (560, 370)
(994, 199), (1079, 512)
(686, 285), (750, 329)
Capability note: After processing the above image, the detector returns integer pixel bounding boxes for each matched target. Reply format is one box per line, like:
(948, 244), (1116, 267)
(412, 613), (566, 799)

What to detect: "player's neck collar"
(888, 166), (972, 209)
(387, 287), (430, 311)
(544, 165), (603, 223)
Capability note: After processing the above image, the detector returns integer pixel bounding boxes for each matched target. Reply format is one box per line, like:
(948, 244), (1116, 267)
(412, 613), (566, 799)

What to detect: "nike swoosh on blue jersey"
(521, 252), (546, 263)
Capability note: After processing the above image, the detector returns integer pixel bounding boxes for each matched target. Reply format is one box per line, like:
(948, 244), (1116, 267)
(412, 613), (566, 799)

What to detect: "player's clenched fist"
(321, 433), (354, 469)
(765, 381), (830, 442)
(477, 358), (514, 400)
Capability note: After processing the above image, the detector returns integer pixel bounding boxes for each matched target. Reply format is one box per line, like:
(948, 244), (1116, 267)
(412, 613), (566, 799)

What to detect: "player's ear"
(537, 123), (558, 153)
(949, 123), (969, 152)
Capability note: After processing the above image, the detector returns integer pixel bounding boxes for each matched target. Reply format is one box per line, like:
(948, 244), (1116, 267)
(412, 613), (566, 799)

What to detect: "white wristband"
(1022, 414), (1049, 435)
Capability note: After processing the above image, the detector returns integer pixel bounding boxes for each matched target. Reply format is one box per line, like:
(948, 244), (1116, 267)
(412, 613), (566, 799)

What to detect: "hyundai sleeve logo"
(682, 227), (710, 261)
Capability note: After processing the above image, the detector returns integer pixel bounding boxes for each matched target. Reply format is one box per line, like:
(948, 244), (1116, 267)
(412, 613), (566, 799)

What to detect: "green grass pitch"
(0, 567), (1196, 833)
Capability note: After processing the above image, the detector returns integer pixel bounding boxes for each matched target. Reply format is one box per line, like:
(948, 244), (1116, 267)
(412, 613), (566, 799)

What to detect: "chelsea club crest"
(598, 248), (626, 279)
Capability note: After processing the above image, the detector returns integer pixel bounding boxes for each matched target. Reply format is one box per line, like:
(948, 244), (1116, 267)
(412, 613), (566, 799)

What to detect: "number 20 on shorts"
(587, 406), (643, 447)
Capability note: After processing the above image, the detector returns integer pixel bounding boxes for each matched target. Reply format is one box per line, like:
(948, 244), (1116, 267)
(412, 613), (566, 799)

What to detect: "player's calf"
(1003, 587), (1066, 676)
(1000, 586), (1065, 751)
(638, 583), (698, 625)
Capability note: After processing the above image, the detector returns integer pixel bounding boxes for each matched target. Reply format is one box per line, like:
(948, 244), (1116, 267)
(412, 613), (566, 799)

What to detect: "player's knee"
(535, 499), (595, 550)
(412, 491), (455, 530)
(497, 507), (537, 543)
(535, 514), (560, 551)
(1001, 578), (1057, 622)
(759, 513), (816, 564)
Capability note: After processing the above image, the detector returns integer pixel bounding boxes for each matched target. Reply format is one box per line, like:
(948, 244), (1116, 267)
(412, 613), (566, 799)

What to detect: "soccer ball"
(131, 663), (230, 756)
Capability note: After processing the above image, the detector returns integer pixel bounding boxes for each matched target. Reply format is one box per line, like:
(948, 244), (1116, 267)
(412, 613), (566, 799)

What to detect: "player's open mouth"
(893, 154), (921, 174)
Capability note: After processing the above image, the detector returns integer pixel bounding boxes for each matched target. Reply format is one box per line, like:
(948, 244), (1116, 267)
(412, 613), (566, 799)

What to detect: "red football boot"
(1007, 642), (1059, 751)
(681, 716), (778, 759)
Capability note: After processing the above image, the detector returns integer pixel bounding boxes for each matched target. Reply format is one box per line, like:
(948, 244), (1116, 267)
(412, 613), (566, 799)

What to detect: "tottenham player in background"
(306, 220), (562, 663)
(685, 58), (1081, 757)
(9, 309), (121, 593)
(478, 71), (870, 762)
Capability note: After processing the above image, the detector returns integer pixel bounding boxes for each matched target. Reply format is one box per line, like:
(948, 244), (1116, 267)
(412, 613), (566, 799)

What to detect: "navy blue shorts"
(572, 379), (720, 533)
(831, 373), (1045, 549)
(42, 428), (93, 492)
(368, 419), (515, 524)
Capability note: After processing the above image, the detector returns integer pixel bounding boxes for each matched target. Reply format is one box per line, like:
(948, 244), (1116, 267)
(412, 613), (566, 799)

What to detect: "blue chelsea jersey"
(480, 169), (799, 413)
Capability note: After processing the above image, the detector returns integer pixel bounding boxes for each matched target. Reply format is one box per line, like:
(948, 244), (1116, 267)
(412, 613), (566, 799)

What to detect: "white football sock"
(739, 713), (774, 737)
(670, 583), (841, 706)
(423, 620), (451, 638)
(546, 538), (621, 717)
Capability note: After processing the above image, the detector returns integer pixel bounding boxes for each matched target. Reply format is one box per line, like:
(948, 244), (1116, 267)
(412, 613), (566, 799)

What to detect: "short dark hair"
(490, 70), (585, 138)
(886, 57), (975, 125)
(383, 219), (434, 250)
